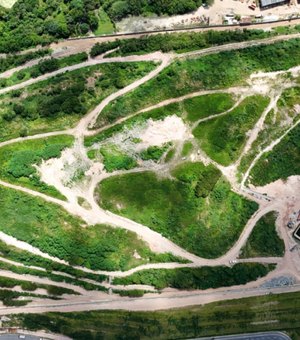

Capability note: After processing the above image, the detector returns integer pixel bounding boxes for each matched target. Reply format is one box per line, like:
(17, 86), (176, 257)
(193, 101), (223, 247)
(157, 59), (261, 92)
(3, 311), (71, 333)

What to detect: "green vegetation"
(100, 144), (137, 172)
(181, 141), (193, 157)
(90, 28), (291, 58)
(165, 148), (176, 162)
(94, 8), (115, 35)
(98, 162), (258, 258)
(0, 185), (181, 271)
(0, 135), (74, 199)
(240, 211), (285, 258)
(193, 95), (269, 165)
(114, 263), (273, 289)
(0, 61), (155, 142)
(11, 285), (300, 339)
(140, 143), (171, 162)
(116, 289), (145, 297)
(238, 108), (290, 182)
(0, 49), (50, 73)
(98, 39), (300, 127)
(250, 123), (300, 185)
(0, 258), (107, 292)
(184, 93), (235, 122)
(0, 0), (214, 53)
(0, 53), (88, 88)
(0, 275), (77, 296)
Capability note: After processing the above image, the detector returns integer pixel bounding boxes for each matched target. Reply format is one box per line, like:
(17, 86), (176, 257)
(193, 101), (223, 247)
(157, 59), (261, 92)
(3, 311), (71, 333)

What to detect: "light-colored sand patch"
(252, 176), (300, 203)
(139, 115), (191, 149)
(0, 0), (17, 8)
(36, 142), (93, 204)
(97, 115), (191, 155)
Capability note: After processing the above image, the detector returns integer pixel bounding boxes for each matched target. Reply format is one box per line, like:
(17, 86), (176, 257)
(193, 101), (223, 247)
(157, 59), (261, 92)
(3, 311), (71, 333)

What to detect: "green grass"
(238, 108), (291, 182)
(0, 185), (181, 271)
(240, 211), (285, 258)
(181, 141), (193, 157)
(114, 263), (274, 289)
(94, 8), (115, 35)
(98, 162), (258, 258)
(192, 95), (269, 166)
(140, 143), (171, 162)
(100, 143), (137, 172)
(250, 123), (300, 186)
(9, 289), (300, 339)
(0, 61), (156, 142)
(97, 38), (300, 127)
(184, 93), (235, 122)
(0, 135), (74, 199)
(165, 148), (176, 162)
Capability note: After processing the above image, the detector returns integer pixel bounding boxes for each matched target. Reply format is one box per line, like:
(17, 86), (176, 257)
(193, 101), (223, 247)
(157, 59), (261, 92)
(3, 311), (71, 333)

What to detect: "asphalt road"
(0, 335), (42, 340)
(194, 331), (291, 340)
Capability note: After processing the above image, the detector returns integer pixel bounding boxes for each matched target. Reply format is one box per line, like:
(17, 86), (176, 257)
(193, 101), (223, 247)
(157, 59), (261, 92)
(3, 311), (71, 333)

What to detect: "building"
(260, 0), (289, 8)
(293, 224), (300, 241)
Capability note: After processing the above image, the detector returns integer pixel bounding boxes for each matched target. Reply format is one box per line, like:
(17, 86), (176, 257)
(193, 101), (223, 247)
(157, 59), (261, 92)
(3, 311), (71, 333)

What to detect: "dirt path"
(0, 32), (299, 314)
(241, 118), (300, 188)
(0, 52), (167, 96)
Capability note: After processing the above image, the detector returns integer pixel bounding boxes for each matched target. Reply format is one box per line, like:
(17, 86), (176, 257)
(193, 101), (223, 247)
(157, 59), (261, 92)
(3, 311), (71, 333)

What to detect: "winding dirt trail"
(0, 52), (168, 96)
(0, 31), (299, 315)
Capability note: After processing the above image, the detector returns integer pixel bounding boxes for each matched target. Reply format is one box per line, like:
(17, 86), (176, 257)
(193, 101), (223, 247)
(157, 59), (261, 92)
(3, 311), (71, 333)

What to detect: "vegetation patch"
(0, 61), (155, 142)
(0, 275), (77, 297)
(184, 93), (235, 122)
(100, 143), (137, 172)
(181, 141), (193, 157)
(0, 53), (88, 88)
(94, 7), (115, 35)
(0, 135), (74, 199)
(193, 95), (269, 166)
(250, 123), (300, 186)
(114, 263), (274, 290)
(240, 211), (285, 258)
(140, 143), (171, 162)
(0, 185), (181, 271)
(98, 39), (300, 127)
(0, 49), (50, 73)
(90, 28), (288, 58)
(98, 163), (258, 258)
(8, 290), (300, 339)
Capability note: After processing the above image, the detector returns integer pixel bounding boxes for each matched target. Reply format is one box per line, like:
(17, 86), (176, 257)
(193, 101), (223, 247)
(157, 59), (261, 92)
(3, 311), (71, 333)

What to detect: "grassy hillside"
(98, 163), (258, 258)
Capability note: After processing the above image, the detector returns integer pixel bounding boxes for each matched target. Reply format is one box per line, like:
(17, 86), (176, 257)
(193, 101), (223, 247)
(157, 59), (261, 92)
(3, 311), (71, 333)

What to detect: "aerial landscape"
(0, 0), (299, 339)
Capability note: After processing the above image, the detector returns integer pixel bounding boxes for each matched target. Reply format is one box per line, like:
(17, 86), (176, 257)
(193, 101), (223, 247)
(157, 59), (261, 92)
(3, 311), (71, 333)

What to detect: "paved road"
(0, 335), (41, 340)
(194, 331), (291, 340)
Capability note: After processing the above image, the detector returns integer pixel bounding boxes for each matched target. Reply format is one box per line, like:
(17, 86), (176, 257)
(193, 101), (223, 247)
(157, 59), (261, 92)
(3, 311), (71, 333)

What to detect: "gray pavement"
(0, 334), (42, 340)
(194, 331), (291, 340)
